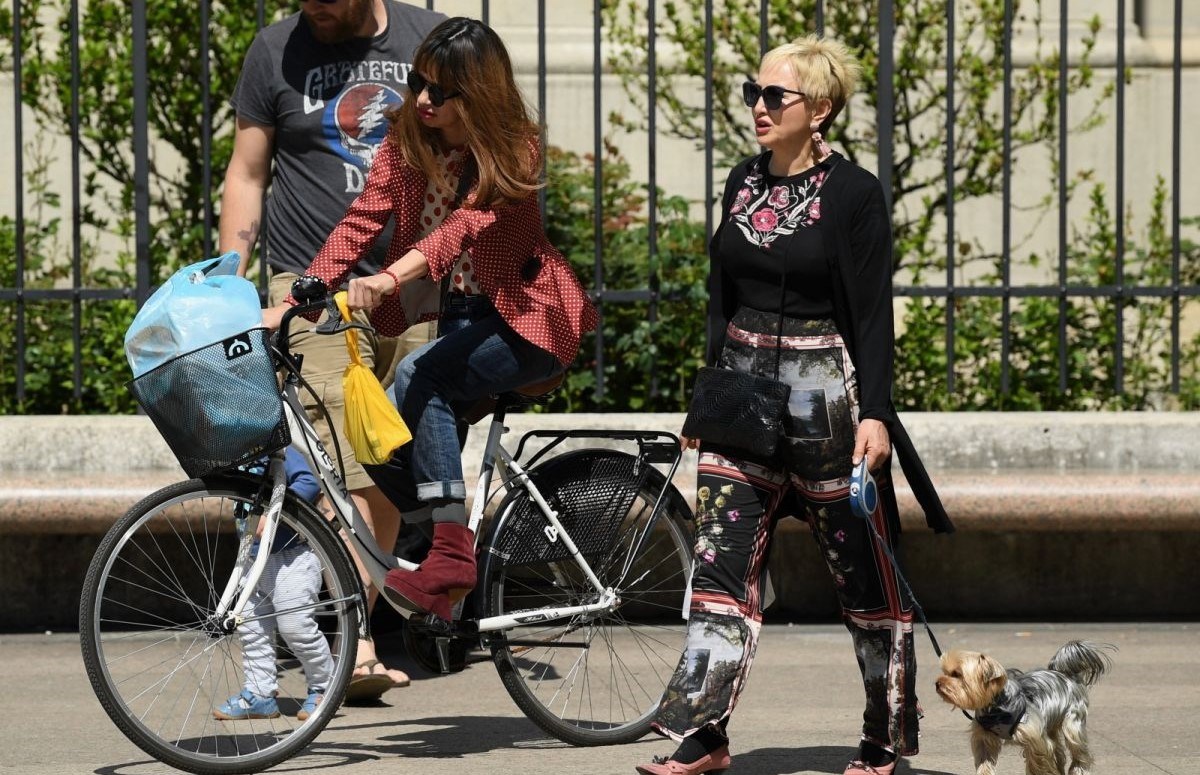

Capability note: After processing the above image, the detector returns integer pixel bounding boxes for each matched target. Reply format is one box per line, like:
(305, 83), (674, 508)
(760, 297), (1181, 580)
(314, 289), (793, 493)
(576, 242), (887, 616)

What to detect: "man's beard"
(307, 0), (373, 44)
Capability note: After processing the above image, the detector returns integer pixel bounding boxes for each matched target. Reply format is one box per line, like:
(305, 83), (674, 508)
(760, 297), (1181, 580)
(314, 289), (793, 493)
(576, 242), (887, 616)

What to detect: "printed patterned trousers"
(655, 313), (920, 756)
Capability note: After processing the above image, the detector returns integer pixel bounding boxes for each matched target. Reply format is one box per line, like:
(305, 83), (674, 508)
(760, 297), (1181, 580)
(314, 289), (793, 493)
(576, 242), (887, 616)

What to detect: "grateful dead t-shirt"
(230, 1), (445, 276)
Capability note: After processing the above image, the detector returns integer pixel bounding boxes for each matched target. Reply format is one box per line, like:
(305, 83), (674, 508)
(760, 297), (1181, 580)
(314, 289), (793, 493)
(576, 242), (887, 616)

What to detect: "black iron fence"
(2, 0), (1197, 410)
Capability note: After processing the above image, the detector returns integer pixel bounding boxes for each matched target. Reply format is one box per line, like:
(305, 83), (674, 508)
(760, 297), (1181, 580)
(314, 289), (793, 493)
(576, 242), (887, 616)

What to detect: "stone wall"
(2, 412), (1198, 631)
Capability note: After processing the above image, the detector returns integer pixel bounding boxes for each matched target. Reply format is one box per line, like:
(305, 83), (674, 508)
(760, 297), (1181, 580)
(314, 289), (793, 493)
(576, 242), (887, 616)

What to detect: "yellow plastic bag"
(336, 292), (412, 465)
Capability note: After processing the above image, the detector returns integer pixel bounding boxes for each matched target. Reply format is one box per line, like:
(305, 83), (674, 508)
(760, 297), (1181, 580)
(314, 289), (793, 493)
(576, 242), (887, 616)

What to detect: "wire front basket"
(129, 328), (290, 478)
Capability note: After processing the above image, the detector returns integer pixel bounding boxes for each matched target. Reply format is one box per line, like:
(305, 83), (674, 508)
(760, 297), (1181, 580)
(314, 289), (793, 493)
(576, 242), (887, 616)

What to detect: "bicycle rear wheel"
(480, 449), (693, 746)
(79, 476), (362, 775)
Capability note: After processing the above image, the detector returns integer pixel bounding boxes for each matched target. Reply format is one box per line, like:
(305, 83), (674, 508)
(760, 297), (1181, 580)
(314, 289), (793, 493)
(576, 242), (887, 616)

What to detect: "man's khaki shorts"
(270, 271), (435, 491)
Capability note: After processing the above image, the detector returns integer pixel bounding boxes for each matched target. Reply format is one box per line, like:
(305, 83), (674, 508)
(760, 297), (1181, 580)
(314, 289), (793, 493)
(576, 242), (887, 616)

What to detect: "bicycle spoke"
(111, 550), (203, 612)
(124, 534), (209, 624)
(600, 619), (667, 715)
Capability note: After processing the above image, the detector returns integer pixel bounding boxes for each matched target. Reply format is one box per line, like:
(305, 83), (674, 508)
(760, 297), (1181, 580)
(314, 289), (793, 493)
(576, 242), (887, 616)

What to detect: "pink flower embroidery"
(834, 529), (846, 543)
(727, 509), (741, 522)
(808, 198), (822, 220)
(731, 187), (751, 214)
(701, 548), (717, 564)
(750, 209), (778, 232)
(768, 186), (790, 208)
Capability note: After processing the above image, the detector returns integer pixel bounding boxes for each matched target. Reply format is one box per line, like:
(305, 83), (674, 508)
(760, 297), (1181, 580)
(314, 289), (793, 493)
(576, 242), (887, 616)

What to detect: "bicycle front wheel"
(80, 476), (362, 775)
(480, 449), (693, 746)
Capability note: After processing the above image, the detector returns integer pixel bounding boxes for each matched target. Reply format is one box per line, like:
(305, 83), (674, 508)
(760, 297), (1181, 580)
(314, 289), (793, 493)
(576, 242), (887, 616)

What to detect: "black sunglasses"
(742, 80), (806, 111)
(407, 72), (461, 108)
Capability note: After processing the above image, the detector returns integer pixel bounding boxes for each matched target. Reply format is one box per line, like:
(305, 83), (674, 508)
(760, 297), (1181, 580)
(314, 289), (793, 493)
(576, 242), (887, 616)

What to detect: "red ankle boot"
(383, 522), (476, 620)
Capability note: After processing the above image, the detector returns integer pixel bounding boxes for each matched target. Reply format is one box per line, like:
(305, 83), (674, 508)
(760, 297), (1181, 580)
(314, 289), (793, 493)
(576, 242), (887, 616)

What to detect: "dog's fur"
(934, 641), (1115, 775)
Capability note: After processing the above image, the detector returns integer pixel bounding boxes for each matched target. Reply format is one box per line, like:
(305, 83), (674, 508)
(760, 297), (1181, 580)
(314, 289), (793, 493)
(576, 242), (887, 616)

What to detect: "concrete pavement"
(1, 622), (1194, 774)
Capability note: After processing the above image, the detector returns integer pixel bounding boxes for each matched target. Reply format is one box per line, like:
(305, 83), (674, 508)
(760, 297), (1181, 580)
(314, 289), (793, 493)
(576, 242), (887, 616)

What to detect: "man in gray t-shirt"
(222, 0), (442, 277)
(218, 0), (444, 700)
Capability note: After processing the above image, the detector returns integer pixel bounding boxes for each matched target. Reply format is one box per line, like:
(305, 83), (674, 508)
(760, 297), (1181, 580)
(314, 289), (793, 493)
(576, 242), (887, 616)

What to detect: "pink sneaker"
(635, 745), (731, 775)
(842, 759), (897, 775)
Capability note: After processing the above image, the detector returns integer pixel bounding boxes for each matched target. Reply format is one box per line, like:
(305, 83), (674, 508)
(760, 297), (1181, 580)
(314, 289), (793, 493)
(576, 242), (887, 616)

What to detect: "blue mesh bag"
(129, 329), (289, 478)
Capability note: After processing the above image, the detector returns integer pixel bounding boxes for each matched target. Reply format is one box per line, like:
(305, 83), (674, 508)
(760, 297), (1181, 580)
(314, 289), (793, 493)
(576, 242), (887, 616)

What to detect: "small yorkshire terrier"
(934, 640), (1115, 775)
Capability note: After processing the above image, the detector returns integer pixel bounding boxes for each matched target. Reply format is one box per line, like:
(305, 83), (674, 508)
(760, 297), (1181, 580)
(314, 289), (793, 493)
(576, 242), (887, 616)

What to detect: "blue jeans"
(365, 294), (561, 512)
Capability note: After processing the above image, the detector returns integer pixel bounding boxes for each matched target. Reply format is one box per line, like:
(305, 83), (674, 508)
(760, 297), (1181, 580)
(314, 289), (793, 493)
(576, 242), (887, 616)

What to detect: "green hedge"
(3, 0), (1197, 413)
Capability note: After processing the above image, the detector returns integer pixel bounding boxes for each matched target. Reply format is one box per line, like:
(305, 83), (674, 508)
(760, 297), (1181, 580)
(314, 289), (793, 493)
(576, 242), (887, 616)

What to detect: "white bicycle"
(80, 277), (694, 774)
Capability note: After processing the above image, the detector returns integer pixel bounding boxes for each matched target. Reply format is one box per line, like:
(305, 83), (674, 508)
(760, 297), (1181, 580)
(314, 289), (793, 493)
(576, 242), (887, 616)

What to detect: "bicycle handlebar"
(272, 276), (373, 365)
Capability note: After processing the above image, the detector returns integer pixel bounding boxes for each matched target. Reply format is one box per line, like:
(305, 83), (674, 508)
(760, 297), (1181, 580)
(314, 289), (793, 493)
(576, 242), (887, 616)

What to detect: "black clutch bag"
(682, 160), (836, 461)
(681, 366), (791, 458)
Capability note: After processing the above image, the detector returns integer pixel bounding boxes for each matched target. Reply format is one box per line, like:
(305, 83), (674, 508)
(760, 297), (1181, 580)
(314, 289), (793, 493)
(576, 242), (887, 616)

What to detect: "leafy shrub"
(541, 142), (709, 412)
(3, 0), (1196, 413)
(896, 181), (1200, 410)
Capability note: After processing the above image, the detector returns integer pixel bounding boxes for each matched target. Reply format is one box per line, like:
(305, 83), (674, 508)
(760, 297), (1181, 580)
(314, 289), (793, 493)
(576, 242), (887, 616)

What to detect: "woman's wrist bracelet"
(380, 267), (401, 296)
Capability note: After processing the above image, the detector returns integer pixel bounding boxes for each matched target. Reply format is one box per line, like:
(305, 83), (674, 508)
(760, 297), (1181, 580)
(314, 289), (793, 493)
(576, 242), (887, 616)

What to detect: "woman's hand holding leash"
(852, 418), (890, 473)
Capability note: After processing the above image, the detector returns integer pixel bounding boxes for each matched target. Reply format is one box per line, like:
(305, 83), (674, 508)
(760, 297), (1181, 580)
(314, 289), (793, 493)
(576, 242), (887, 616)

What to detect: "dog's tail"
(1048, 640), (1115, 686)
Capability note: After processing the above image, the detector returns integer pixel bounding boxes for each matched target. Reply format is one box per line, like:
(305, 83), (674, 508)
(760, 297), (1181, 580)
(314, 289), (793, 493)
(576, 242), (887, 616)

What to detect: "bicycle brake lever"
(314, 318), (373, 335)
(315, 294), (350, 334)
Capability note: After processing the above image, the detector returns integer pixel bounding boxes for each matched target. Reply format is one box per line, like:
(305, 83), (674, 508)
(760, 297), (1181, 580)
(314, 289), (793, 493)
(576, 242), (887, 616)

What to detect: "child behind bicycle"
(214, 448), (333, 721)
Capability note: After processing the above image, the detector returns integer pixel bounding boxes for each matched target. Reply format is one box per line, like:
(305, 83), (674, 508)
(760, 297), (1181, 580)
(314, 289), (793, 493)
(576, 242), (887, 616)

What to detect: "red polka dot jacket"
(291, 137), (597, 367)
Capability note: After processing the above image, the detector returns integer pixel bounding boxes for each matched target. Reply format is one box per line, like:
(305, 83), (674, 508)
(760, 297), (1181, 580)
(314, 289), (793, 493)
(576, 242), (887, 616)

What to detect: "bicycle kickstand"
(434, 636), (453, 674)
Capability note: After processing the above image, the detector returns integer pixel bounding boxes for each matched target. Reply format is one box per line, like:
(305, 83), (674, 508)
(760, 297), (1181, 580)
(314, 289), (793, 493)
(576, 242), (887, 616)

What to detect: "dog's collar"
(973, 687), (1027, 739)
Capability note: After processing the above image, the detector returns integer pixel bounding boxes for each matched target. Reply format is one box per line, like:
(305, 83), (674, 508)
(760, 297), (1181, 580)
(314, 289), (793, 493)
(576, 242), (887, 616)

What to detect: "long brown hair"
(388, 18), (540, 209)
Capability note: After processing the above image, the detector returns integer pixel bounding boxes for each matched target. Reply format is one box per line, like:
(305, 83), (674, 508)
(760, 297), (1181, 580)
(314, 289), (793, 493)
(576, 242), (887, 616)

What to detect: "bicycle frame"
(469, 423), (615, 633)
(468, 407), (684, 635)
(214, 301), (682, 639)
(207, 378), (415, 632)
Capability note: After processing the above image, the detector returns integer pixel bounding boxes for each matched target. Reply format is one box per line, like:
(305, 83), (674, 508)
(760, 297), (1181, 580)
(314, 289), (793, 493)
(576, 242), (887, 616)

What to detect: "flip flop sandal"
(387, 667), (412, 688)
(344, 659), (395, 703)
(362, 657), (411, 688)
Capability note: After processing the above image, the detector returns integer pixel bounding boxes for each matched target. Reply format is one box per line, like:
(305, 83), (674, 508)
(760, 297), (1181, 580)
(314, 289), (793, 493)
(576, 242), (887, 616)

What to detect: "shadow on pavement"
(731, 746), (958, 775)
(310, 714), (566, 758)
(95, 751), (383, 774)
(91, 715), (563, 774)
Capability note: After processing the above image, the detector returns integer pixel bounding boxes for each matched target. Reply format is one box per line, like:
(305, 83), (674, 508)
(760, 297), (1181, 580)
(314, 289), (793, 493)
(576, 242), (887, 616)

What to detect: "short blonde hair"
(761, 34), (862, 133)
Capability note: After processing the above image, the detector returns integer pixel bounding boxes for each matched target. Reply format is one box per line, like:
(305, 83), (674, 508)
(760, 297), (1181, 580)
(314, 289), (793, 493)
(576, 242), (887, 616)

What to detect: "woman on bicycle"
(269, 16), (596, 622)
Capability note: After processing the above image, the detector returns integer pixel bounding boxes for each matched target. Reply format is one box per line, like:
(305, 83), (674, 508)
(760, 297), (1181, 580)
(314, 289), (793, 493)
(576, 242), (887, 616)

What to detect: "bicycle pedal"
(410, 612), (454, 635)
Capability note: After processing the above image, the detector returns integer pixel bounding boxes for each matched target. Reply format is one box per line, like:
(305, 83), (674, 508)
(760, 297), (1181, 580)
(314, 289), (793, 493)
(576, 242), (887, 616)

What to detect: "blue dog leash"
(850, 460), (975, 723)
(848, 459), (945, 654)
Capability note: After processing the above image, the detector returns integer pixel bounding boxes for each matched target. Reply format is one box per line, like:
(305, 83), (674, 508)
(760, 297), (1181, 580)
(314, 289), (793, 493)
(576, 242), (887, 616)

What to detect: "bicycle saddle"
(461, 372), (566, 425)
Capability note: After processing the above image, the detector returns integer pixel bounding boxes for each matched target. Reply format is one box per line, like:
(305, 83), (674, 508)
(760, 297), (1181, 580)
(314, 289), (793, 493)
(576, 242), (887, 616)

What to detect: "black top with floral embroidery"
(705, 150), (953, 534)
(716, 163), (833, 319)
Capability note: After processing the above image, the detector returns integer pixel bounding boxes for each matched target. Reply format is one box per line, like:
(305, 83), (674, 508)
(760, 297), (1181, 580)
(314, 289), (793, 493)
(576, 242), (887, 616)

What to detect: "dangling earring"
(811, 123), (831, 161)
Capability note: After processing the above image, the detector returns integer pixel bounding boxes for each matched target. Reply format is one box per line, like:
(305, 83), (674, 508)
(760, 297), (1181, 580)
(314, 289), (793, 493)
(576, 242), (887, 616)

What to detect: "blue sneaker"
(297, 690), (323, 721)
(213, 688), (280, 720)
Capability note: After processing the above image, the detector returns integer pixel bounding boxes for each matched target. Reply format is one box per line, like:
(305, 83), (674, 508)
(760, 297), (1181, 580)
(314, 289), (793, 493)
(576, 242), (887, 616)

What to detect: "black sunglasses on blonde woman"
(742, 80), (806, 111)
(407, 72), (461, 108)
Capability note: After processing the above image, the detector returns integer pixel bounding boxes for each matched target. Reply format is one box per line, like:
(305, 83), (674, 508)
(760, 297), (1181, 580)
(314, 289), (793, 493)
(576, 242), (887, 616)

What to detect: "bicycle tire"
(480, 449), (693, 746)
(80, 475), (362, 775)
